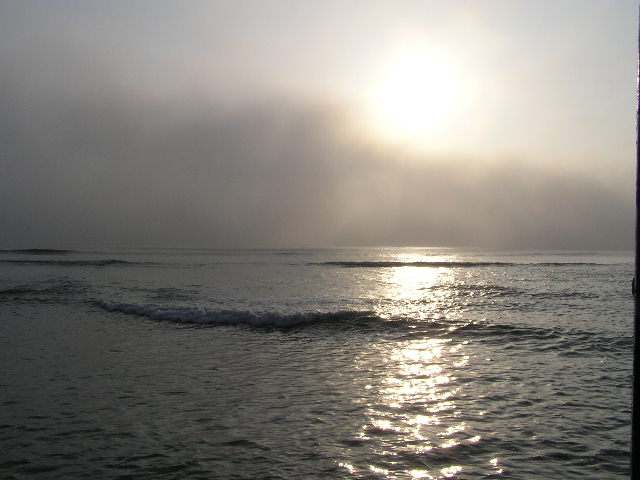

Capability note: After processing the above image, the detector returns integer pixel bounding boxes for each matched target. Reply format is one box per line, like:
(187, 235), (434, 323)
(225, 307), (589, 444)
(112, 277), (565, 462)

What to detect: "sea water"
(0, 247), (632, 479)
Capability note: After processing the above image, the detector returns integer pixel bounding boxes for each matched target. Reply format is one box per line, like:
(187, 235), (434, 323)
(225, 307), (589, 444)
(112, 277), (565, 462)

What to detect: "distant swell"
(0, 248), (75, 255)
(0, 279), (90, 305)
(96, 301), (376, 327)
(457, 321), (632, 354)
(316, 261), (512, 268)
(1, 259), (137, 267)
(315, 261), (599, 268)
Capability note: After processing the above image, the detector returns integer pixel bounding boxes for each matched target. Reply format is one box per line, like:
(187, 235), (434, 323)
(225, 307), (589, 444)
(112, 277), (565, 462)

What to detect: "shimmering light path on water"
(0, 248), (632, 479)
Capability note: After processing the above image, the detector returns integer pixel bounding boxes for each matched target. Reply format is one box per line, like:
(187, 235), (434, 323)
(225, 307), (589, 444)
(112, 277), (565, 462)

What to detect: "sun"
(363, 51), (464, 149)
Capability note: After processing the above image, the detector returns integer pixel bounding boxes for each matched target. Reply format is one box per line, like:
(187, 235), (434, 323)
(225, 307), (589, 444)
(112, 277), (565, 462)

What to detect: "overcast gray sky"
(0, 0), (636, 249)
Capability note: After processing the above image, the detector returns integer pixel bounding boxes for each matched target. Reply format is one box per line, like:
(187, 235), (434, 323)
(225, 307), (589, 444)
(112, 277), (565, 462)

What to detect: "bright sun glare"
(364, 51), (464, 149)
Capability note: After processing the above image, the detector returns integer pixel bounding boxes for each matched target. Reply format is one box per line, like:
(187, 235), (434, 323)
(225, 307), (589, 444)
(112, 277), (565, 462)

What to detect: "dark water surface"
(0, 248), (632, 479)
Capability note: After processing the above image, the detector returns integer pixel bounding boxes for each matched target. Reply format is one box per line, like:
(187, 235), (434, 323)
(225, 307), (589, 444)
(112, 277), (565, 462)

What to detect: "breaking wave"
(96, 300), (377, 327)
(95, 300), (631, 354)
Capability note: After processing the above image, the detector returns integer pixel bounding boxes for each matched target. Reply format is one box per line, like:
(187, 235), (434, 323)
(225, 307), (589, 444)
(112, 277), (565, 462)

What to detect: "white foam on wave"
(96, 300), (372, 327)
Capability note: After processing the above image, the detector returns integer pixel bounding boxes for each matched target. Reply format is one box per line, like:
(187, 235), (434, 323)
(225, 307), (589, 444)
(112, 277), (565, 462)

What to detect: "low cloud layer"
(0, 75), (632, 250)
(0, 1), (634, 250)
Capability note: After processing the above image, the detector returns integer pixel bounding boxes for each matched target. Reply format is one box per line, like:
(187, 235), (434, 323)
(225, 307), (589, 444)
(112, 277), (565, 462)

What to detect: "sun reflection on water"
(339, 256), (503, 479)
(376, 258), (457, 321)
(352, 336), (474, 478)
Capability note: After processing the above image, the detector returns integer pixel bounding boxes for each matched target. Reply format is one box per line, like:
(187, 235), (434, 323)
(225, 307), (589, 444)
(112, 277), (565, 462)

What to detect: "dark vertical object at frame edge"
(634, 6), (640, 479)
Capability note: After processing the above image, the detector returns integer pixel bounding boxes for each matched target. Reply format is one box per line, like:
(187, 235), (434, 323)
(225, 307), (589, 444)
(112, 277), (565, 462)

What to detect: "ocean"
(0, 247), (632, 479)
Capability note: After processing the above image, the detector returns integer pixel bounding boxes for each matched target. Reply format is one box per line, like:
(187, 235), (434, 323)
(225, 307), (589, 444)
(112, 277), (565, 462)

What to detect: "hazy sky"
(0, 0), (636, 249)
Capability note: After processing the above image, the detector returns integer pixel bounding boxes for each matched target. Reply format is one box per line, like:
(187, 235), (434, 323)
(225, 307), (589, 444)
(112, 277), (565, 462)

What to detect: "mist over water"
(0, 3), (634, 251)
(0, 88), (632, 250)
(0, 247), (631, 479)
(0, 4), (635, 478)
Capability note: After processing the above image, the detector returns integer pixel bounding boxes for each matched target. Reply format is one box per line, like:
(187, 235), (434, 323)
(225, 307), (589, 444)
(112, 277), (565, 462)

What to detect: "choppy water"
(0, 247), (632, 479)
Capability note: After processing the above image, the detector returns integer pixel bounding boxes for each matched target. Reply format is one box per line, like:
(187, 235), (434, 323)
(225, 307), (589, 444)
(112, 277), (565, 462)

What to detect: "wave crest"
(96, 300), (376, 327)
(1, 259), (137, 267)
